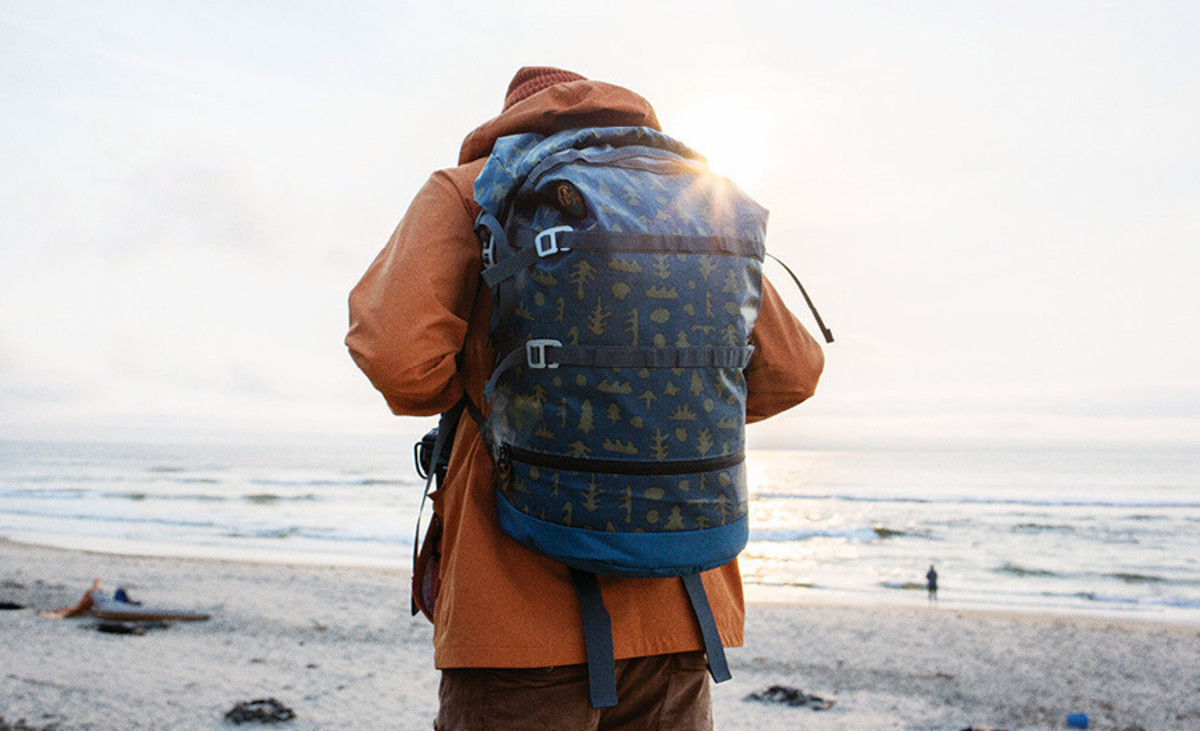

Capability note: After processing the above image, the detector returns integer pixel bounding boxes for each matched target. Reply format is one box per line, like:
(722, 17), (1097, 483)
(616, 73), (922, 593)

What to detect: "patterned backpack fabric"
(473, 126), (766, 707)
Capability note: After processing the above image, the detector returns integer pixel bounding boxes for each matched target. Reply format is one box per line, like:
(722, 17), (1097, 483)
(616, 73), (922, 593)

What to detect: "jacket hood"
(458, 79), (661, 165)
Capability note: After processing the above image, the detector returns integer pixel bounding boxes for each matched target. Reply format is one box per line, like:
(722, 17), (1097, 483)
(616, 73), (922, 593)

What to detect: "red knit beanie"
(503, 66), (587, 111)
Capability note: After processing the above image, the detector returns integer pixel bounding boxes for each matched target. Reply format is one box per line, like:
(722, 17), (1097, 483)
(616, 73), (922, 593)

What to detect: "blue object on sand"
(1066, 712), (1089, 729)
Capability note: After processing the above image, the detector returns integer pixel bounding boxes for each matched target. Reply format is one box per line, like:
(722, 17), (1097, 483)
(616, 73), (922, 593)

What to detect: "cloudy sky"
(2, 1), (1197, 449)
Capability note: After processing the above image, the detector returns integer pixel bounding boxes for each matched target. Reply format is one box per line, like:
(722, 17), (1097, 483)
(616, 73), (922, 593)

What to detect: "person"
(346, 66), (825, 730)
(927, 564), (939, 605)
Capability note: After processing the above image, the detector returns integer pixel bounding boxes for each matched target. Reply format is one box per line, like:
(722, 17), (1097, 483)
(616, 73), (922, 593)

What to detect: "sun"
(668, 96), (773, 195)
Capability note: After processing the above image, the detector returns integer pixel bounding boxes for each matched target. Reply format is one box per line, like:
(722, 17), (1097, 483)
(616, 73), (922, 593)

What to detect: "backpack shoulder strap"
(410, 394), (481, 617)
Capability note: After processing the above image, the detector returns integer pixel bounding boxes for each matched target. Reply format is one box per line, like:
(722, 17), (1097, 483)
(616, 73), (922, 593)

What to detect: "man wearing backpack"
(347, 67), (825, 730)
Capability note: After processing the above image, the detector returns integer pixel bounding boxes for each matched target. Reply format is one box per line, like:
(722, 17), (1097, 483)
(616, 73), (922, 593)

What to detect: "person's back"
(347, 66), (825, 729)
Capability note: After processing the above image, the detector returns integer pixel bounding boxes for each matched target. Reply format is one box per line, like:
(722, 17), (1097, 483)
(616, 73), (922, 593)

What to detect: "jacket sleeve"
(744, 277), (825, 423)
(346, 171), (481, 416)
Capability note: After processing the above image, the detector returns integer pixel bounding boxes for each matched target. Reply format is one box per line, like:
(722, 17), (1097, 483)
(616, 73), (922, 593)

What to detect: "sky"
(1, 1), (1198, 450)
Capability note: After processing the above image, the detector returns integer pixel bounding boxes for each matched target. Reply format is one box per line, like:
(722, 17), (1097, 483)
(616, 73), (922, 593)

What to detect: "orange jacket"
(347, 80), (824, 669)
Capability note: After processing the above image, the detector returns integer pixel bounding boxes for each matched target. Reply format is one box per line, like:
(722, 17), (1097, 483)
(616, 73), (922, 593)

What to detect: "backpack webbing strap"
(680, 573), (732, 683)
(485, 344), (754, 398)
(481, 245), (536, 289)
(482, 230), (764, 289)
(507, 442), (743, 476)
(554, 344), (753, 369)
(569, 568), (619, 709)
(525, 230), (765, 258)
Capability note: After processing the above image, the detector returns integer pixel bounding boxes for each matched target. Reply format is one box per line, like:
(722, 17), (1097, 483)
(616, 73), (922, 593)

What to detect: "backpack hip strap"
(567, 568), (733, 710)
(681, 572), (732, 683)
(569, 568), (619, 709)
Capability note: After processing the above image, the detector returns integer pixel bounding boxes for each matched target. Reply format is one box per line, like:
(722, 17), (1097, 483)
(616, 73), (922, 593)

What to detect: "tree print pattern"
(476, 126), (766, 539)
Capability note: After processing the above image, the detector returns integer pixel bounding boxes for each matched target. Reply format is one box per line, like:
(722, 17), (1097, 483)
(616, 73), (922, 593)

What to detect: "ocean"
(2, 439), (1197, 624)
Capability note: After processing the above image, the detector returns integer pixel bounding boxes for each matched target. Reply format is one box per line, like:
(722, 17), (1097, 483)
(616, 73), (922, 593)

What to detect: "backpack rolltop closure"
(474, 127), (767, 579)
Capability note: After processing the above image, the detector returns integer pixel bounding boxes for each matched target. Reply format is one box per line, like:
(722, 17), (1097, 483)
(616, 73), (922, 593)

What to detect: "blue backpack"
(470, 126), (774, 707)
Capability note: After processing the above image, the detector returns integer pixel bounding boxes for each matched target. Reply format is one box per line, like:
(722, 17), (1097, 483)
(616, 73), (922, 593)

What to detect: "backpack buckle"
(475, 211), (506, 270)
(535, 226), (574, 258)
(481, 236), (495, 269)
(526, 339), (562, 369)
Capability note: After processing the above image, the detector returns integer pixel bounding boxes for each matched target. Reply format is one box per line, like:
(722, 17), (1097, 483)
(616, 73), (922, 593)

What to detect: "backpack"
(417, 126), (830, 708)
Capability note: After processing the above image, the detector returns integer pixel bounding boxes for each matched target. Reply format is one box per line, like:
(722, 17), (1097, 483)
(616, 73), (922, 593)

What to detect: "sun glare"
(669, 97), (773, 195)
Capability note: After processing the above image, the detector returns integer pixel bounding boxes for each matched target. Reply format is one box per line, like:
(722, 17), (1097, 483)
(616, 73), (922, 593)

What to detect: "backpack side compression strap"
(485, 343), (754, 399)
(482, 228), (764, 289)
(765, 252), (834, 344)
(568, 567), (619, 709)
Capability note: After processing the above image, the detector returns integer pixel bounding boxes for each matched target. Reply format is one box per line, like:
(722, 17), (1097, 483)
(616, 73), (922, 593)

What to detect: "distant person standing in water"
(926, 564), (938, 605)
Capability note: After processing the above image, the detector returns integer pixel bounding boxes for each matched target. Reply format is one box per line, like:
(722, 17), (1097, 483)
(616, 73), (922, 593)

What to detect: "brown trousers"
(434, 651), (713, 730)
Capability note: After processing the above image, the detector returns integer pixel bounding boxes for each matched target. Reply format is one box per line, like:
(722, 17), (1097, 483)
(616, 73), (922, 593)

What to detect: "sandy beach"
(2, 539), (1198, 731)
